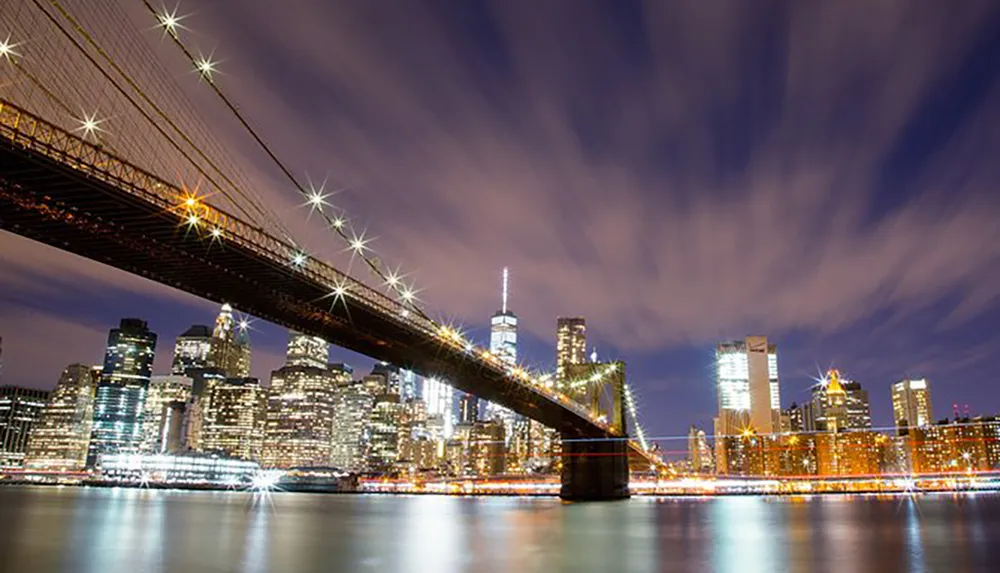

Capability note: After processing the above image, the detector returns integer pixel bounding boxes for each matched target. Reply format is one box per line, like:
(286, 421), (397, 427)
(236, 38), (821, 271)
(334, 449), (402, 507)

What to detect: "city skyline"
(2, 0), (1000, 443)
(0, 300), (977, 444)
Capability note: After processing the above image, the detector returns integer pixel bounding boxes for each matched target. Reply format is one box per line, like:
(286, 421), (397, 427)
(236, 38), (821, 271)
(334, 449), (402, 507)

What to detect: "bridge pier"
(559, 437), (630, 501)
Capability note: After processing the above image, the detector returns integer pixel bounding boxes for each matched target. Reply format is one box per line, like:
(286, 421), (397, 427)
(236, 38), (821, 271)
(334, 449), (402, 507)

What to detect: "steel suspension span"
(0, 99), (657, 497)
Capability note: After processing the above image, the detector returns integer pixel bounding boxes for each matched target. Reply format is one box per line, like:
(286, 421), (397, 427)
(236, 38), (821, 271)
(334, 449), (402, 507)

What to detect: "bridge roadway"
(0, 100), (645, 498)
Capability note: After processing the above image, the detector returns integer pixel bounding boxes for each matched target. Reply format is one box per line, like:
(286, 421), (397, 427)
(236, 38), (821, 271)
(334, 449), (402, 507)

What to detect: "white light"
(186, 214), (199, 226)
(156, 6), (188, 37)
(291, 252), (307, 266)
(331, 217), (345, 229)
(0, 34), (21, 63)
(195, 54), (217, 80)
(74, 112), (106, 140)
(304, 180), (329, 212)
(210, 227), (223, 239)
(349, 231), (371, 255)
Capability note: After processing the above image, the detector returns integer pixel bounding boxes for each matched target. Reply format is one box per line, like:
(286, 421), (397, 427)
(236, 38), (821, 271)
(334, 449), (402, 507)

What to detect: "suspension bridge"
(0, 0), (659, 500)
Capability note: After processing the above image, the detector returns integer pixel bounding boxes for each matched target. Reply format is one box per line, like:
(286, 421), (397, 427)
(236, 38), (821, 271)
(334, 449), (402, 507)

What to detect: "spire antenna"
(501, 267), (509, 313)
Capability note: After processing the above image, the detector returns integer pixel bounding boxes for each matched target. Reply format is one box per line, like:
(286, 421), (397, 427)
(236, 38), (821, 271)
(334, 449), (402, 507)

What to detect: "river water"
(0, 486), (998, 573)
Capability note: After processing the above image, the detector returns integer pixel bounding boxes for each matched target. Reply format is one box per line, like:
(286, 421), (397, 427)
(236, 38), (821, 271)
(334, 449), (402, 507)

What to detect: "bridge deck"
(0, 99), (629, 441)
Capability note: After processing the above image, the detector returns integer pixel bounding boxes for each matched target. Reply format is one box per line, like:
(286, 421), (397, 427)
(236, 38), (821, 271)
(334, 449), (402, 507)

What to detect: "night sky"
(2, 1), (1000, 450)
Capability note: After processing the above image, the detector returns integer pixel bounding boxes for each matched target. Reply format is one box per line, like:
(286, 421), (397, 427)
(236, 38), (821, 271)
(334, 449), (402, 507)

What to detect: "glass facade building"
(87, 318), (157, 467)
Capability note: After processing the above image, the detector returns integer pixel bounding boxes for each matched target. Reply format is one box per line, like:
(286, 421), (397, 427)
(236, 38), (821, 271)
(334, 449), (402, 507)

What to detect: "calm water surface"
(1, 486), (998, 573)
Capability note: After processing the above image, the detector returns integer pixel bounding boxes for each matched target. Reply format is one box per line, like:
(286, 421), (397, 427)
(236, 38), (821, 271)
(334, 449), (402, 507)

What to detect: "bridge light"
(156, 6), (188, 38)
(304, 179), (329, 212)
(210, 227), (223, 239)
(186, 214), (200, 226)
(0, 34), (22, 63)
(291, 252), (307, 267)
(195, 53), (218, 81)
(349, 230), (371, 255)
(74, 112), (106, 140)
(331, 217), (346, 229)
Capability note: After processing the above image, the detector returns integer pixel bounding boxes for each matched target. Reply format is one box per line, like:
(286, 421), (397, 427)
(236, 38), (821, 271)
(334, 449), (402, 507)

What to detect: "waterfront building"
(261, 332), (342, 469)
(87, 318), (157, 466)
(98, 452), (260, 485)
(201, 377), (266, 461)
(422, 377), (453, 439)
(208, 304), (251, 378)
(170, 325), (212, 375)
(330, 379), (375, 472)
(715, 336), (780, 438)
(815, 430), (880, 476)
(470, 419), (506, 477)
(140, 375), (193, 454)
(909, 419), (989, 474)
(0, 385), (50, 468)
(24, 365), (98, 471)
(892, 378), (933, 434)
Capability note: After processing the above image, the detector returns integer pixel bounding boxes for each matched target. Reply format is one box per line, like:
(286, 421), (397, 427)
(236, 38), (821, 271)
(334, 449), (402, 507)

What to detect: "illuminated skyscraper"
(422, 377), (454, 439)
(208, 304), (251, 378)
(201, 377), (266, 461)
(0, 385), (50, 468)
(261, 333), (343, 468)
(25, 364), (98, 471)
(87, 318), (157, 466)
(171, 325), (212, 375)
(330, 377), (375, 472)
(485, 268), (523, 451)
(842, 380), (872, 431)
(489, 268), (518, 364)
(368, 392), (404, 474)
(556, 317), (587, 389)
(140, 375), (193, 454)
(715, 336), (780, 435)
(892, 378), (933, 434)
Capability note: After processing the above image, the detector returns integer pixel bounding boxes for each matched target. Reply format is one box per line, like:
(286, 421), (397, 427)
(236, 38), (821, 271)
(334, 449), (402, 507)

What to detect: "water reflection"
(2, 487), (1000, 572)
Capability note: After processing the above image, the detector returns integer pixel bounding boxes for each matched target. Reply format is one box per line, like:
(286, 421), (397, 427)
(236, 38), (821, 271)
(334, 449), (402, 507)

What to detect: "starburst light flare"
(194, 53), (218, 81)
(0, 34), (22, 63)
(74, 111), (106, 140)
(156, 5), (189, 38)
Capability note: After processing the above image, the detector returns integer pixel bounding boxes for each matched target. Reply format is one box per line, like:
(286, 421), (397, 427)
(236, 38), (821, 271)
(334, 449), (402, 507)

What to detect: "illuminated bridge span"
(0, 0), (658, 500)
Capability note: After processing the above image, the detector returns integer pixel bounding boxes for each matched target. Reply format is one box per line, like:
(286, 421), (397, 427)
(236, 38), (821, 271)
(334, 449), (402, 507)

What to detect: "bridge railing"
(0, 98), (616, 434)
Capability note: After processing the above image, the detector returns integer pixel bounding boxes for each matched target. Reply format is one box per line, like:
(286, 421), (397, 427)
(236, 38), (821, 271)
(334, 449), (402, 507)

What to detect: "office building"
(368, 392), (404, 474)
(458, 392), (479, 424)
(715, 336), (780, 436)
(262, 333), (344, 468)
(88, 318), (157, 466)
(140, 375), (193, 454)
(201, 377), (266, 461)
(171, 325), (212, 375)
(842, 381), (872, 431)
(892, 378), (933, 434)
(25, 364), (99, 471)
(0, 385), (50, 468)
(556, 317), (587, 389)
(330, 379), (375, 472)
(208, 304), (251, 378)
